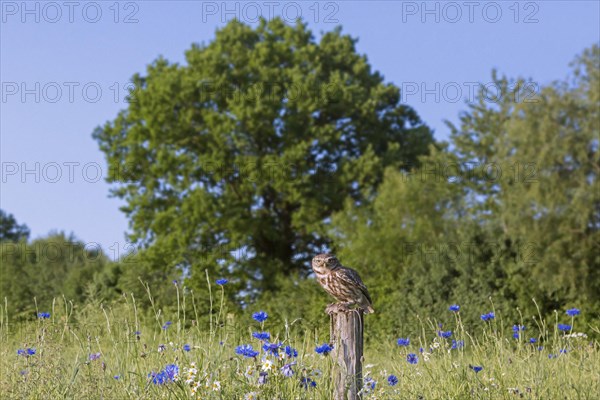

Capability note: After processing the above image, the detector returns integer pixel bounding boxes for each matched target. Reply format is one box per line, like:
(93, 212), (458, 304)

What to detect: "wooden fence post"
(328, 305), (364, 400)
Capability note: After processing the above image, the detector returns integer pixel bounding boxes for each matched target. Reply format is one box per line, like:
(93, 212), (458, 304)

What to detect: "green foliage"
(0, 209), (30, 242)
(0, 233), (111, 317)
(328, 45), (600, 336)
(92, 18), (432, 296)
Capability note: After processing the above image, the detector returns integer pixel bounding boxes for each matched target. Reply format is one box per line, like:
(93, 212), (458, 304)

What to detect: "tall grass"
(0, 281), (597, 399)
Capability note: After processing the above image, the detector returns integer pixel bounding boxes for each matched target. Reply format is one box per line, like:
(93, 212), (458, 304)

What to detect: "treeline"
(1, 20), (597, 335)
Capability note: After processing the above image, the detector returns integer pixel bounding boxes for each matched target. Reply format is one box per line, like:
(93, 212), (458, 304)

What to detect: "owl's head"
(312, 253), (340, 274)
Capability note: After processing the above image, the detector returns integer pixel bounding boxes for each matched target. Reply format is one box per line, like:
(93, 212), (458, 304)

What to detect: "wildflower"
(397, 337), (410, 346)
(252, 331), (271, 341)
(315, 343), (333, 356)
(449, 304), (460, 312)
(172, 280), (178, 285)
(281, 362), (296, 377)
(26, 348), (36, 356)
(244, 365), (257, 379)
(164, 364), (179, 381)
(407, 353), (418, 364)
(263, 342), (281, 356)
(512, 325), (526, 332)
(548, 354), (557, 359)
(284, 345), (298, 358)
(300, 377), (317, 389)
(236, 344), (259, 358)
(388, 374), (398, 386)
(183, 344), (191, 352)
(258, 371), (268, 385)
(438, 330), (452, 338)
(114, 375), (121, 380)
(158, 344), (166, 353)
(529, 338), (537, 344)
(559, 349), (568, 354)
(261, 358), (274, 372)
(37, 312), (50, 319)
(252, 311), (268, 322)
(537, 346), (544, 351)
(150, 371), (168, 385)
(558, 324), (572, 332)
(212, 381), (221, 391)
(470, 365), (483, 373)
(364, 376), (376, 390)
(244, 392), (259, 400)
(17, 349), (25, 356)
(162, 321), (172, 330)
(481, 312), (495, 321)
(134, 331), (141, 336)
(216, 278), (228, 285)
(89, 352), (101, 361)
(451, 340), (464, 350)
(566, 308), (580, 317)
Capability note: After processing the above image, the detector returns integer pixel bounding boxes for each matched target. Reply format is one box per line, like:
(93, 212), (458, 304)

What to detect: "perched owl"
(311, 253), (374, 313)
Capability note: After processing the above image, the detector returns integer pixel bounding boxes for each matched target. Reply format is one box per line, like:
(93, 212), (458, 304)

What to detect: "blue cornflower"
(470, 365), (483, 373)
(548, 354), (557, 359)
(284, 345), (298, 358)
(262, 342), (281, 356)
(114, 375), (121, 380)
(397, 337), (410, 346)
(216, 278), (228, 285)
(172, 280), (178, 285)
(481, 312), (495, 321)
(315, 343), (333, 356)
(529, 338), (537, 344)
(300, 377), (317, 389)
(252, 331), (271, 341)
(252, 311), (268, 322)
(134, 331), (141, 336)
(406, 353), (418, 364)
(566, 308), (580, 317)
(558, 324), (571, 332)
(512, 325), (526, 332)
(281, 362), (296, 377)
(537, 346), (544, 351)
(183, 344), (191, 352)
(559, 349), (568, 354)
(37, 312), (50, 319)
(451, 340), (464, 350)
(512, 332), (520, 339)
(364, 377), (376, 390)
(17, 349), (26, 356)
(449, 304), (460, 312)
(26, 348), (36, 356)
(235, 344), (259, 358)
(162, 321), (172, 330)
(89, 352), (101, 361)
(150, 371), (167, 385)
(438, 330), (452, 338)
(164, 364), (179, 380)
(258, 371), (268, 385)
(388, 374), (398, 386)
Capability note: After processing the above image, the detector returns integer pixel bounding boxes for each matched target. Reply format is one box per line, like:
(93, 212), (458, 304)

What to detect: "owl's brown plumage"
(311, 253), (374, 313)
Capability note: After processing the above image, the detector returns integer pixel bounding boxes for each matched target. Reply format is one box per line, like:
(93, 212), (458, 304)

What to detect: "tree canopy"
(93, 18), (433, 295)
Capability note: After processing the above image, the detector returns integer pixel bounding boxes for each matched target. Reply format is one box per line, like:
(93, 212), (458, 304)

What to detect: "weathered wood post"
(327, 305), (364, 400)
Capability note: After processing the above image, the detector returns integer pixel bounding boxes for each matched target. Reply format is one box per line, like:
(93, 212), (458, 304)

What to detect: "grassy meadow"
(1, 281), (598, 400)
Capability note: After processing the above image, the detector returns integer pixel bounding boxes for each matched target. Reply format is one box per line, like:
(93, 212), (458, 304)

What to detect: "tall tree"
(93, 19), (432, 294)
(0, 209), (30, 242)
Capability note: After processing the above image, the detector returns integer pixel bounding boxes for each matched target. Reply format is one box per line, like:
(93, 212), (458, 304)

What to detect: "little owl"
(311, 253), (374, 313)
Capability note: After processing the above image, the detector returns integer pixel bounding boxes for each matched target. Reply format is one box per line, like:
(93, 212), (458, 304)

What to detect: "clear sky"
(1, 1), (599, 259)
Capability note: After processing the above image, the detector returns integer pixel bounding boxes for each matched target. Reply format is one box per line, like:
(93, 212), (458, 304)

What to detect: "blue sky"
(1, 1), (598, 258)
